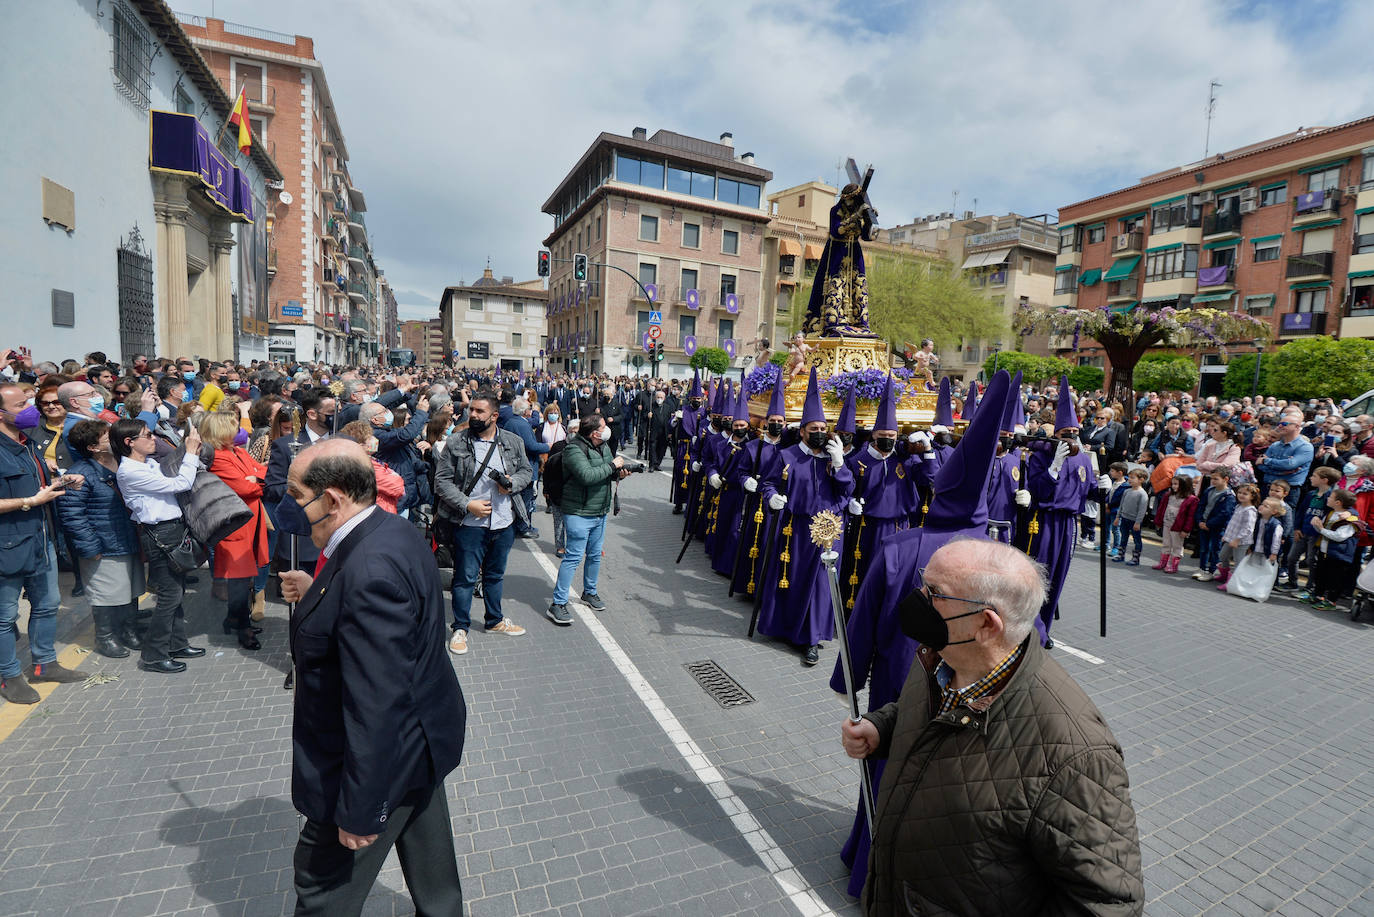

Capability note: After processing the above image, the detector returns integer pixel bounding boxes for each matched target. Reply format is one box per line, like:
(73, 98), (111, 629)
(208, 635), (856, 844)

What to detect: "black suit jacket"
(289, 509), (466, 835)
(1082, 422), (1126, 463)
(266, 430), (325, 563)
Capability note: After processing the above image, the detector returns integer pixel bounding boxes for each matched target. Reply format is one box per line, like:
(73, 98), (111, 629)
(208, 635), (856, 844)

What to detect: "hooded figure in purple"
(1023, 374), (1095, 644)
(708, 379), (757, 576)
(829, 369), (1014, 897)
(756, 368), (854, 665)
(835, 382), (858, 458)
(730, 372), (787, 596)
(840, 377), (921, 610)
(986, 371), (1028, 545)
(671, 371), (703, 512)
(692, 380), (732, 541)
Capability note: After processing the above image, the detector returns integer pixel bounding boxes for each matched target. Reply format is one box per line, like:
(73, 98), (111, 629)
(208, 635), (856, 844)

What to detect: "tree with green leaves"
(1132, 353), (1199, 395)
(863, 254), (1009, 355)
(1221, 352), (1270, 401)
(1067, 364), (1105, 392)
(689, 347), (730, 376)
(980, 351), (1071, 387)
(1266, 336), (1374, 401)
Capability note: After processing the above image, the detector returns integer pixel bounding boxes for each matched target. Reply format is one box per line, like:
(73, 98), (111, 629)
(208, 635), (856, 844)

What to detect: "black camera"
(488, 469), (513, 491)
(621, 459), (647, 474)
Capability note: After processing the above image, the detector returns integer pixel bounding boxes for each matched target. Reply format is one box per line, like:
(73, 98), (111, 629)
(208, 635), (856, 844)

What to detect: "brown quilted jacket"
(860, 637), (1144, 916)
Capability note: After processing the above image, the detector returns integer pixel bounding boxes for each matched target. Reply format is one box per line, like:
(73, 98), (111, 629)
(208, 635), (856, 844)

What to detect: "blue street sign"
(282, 305), (303, 317)
(648, 310), (662, 325)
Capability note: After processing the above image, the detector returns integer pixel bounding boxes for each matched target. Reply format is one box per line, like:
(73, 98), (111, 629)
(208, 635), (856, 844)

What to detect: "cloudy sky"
(181, 0), (1374, 321)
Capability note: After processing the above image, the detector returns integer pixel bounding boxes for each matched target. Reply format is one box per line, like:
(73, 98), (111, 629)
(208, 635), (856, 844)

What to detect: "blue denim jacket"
(0, 432), (49, 577)
(1262, 437), (1314, 486)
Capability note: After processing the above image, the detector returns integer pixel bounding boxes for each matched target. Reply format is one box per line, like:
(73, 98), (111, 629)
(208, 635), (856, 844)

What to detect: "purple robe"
(722, 438), (783, 590)
(670, 408), (699, 509)
(1025, 444), (1095, 636)
(756, 445), (854, 646)
(839, 446), (921, 607)
(706, 436), (751, 575)
(985, 448), (1023, 543)
(697, 430), (732, 548)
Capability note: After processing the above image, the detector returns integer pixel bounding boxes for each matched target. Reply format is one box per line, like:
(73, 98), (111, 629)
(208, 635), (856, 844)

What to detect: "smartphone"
(1323, 434), (1335, 448)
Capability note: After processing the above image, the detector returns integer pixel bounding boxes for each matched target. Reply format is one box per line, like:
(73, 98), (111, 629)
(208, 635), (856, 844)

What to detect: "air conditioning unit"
(780, 263), (795, 275)
(1239, 199), (1259, 215)
(1240, 187), (1259, 202)
(1198, 191), (1215, 204)
(1346, 185), (1360, 196)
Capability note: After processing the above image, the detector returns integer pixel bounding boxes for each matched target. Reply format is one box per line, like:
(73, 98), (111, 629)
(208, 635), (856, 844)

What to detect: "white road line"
(524, 543), (835, 917)
(1054, 642), (1105, 665)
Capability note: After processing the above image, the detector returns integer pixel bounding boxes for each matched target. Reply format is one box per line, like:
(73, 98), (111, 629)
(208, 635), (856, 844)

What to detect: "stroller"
(1351, 560), (1374, 622)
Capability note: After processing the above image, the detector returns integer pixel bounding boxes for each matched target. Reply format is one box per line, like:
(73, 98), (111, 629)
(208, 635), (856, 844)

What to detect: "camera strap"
(464, 435), (499, 493)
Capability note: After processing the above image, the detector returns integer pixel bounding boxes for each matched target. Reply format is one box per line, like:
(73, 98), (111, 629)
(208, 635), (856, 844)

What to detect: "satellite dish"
(278, 190), (293, 205)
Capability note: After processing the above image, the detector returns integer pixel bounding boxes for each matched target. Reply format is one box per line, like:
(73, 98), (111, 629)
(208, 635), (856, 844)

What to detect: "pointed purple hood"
(873, 375), (898, 432)
(800, 367), (826, 426)
(1054, 374), (1079, 432)
(1000, 371), (1025, 433)
(932, 376), (954, 428)
(835, 382), (857, 434)
(767, 371), (787, 419)
(922, 369), (1011, 531)
(961, 381), (980, 422)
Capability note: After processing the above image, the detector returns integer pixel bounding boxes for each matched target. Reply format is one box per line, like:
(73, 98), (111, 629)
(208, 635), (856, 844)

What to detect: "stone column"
(210, 224), (237, 360)
(153, 176), (192, 358)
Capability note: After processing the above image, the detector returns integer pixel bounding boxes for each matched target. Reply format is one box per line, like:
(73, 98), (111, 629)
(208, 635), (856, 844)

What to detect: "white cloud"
(179, 0), (1374, 301)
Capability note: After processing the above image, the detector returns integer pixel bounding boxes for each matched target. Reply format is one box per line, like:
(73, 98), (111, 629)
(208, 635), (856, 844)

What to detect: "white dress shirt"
(117, 452), (200, 524)
(322, 504), (376, 561)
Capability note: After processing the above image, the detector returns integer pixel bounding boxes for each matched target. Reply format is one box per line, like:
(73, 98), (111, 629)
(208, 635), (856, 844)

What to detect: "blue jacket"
(55, 458), (140, 557)
(1148, 430), (1195, 456)
(1107, 480), (1129, 511)
(375, 409), (428, 513)
(1198, 485), (1237, 530)
(498, 405), (550, 481)
(1300, 490), (1328, 538)
(1262, 437), (1314, 486)
(0, 432), (50, 577)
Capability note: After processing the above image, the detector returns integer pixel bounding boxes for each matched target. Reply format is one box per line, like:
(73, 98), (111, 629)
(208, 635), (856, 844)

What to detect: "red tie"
(314, 554), (329, 577)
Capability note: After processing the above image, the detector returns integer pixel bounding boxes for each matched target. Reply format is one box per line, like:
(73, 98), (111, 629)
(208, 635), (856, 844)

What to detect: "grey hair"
(35, 361), (59, 376)
(359, 402), (387, 424)
(341, 379), (367, 401)
(937, 537), (1048, 647)
(429, 392), (452, 414)
(512, 397), (529, 415)
(1349, 455), (1374, 477)
(1097, 406), (1115, 420)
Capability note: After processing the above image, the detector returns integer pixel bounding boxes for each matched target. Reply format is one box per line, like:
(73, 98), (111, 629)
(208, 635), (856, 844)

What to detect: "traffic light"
(573, 253), (588, 282)
(654, 343), (664, 362)
(537, 250), (550, 277)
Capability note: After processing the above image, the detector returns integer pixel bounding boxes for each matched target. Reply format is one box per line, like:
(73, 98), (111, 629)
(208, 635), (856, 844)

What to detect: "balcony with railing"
(346, 281), (370, 302)
(964, 221), (1059, 256)
(1202, 210), (1242, 239)
(346, 210), (367, 238)
(1196, 263), (1235, 288)
(347, 244), (368, 268)
(1293, 189), (1342, 224)
(1285, 251), (1334, 281)
(1278, 311), (1328, 335)
(235, 81), (275, 114)
(1106, 278), (1138, 303)
(1111, 231), (1144, 257)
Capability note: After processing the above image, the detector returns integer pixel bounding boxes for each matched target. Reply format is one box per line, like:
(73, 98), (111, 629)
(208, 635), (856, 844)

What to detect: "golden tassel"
(846, 515), (866, 609)
(745, 502), (765, 593)
(778, 516), (793, 590)
(1025, 511), (1040, 556)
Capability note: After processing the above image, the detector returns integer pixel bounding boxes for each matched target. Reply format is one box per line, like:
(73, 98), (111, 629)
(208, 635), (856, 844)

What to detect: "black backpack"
(542, 440), (571, 507)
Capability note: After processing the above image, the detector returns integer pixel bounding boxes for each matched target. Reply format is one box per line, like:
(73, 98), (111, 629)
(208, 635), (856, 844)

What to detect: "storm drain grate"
(685, 660), (755, 708)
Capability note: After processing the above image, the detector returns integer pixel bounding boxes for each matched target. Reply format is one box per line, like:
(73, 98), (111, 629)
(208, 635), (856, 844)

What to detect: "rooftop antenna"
(1204, 79), (1221, 159)
(951, 190), (959, 215)
(834, 158), (845, 190)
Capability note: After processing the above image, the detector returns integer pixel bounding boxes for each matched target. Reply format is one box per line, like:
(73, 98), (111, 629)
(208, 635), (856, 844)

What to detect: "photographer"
(433, 392), (530, 656)
(546, 412), (630, 627)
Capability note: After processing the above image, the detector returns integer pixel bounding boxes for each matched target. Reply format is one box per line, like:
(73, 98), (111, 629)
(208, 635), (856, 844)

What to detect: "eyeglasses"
(113, 389), (130, 396)
(39, 400), (60, 408)
(127, 430), (153, 442)
(919, 569), (1000, 616)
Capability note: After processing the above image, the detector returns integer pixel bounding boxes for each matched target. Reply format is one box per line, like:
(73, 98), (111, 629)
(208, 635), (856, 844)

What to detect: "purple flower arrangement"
(743, 362), (781, 396)
(820, 368), (907, 402)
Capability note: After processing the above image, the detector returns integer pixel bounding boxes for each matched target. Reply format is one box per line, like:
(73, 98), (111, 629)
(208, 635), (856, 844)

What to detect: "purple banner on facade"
(1295, 190), (1326, 213)
(1281, 312), (1313, 331)
(149, 111), (253, 222)
(1197, 265), (1230, 287)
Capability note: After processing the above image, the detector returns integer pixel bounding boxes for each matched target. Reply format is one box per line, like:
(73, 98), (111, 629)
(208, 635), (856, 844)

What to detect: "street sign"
(648, 310), (663, 325)
(467, 341), (489, 360)
(282, 304), (303, 317)
(632, 355), (644, 368)
(647, 324), (662, 340)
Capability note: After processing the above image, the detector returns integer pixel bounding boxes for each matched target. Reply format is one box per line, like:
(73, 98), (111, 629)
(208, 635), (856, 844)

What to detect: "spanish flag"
(228, 87), (253, 154)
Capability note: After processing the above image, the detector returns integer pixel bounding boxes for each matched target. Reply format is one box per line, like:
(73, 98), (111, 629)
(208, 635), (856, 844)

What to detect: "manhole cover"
(684, 660), (755, 708)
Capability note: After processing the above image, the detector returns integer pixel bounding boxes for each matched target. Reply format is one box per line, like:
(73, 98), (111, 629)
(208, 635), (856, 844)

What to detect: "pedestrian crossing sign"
(648, 311), (662, 325)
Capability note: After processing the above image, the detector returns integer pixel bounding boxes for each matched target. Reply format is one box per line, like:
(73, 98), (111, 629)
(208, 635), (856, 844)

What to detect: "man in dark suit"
(279, 439), (465, 916)
(646, 388), (674, 471)
(1081, 406), (1127, 466)
(265, 388), (336, 573)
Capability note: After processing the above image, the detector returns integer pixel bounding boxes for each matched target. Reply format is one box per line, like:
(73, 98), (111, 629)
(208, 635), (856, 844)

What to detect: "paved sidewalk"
(0, 470), (1370, 915)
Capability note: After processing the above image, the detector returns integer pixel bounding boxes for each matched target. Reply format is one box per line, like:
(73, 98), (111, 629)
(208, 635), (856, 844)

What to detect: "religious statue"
(902, 339), (940, 390)
(785, 331), (813, 378)
(802, 172), (878, 339)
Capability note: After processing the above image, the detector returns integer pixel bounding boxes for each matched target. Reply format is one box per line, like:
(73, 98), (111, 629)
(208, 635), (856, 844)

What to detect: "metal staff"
(728, 488), (760, 598)
(814, 511), (875, 840)
(747, 505), (776, 638)
(282, 415), (305, 692)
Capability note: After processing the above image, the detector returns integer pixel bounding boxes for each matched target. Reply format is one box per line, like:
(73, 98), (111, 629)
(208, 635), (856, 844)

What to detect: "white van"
(1344, 388), (1374, 418)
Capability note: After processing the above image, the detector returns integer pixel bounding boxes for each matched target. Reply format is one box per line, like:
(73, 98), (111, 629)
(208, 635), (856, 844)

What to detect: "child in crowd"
(1153, 474), (1197, 574)
(1113, 469), (1150, 565)
(1212, 483), (1259, 587)
(1300, 489), (1364, 610)
(1194, 468), (1237, 581)
(1265, 480), (1296, 586)
(1105, 462), (1129, 558)
(1223, 497), (1287, 593)
(1136, 448), (1158, 481)
(1279, 468), (1341, 594)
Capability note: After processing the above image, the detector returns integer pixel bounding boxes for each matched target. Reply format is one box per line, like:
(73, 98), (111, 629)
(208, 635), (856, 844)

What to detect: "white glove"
(848, 498), (864, 516)
(672, 411), (682, 422)
(744, 476), (759, 493)
(709, 473), (723, 490)
(769, 494), (787, 511)
(1015, 489), (1031, 508)
(908, 431), (931, 447)
(825, 436), (845, 468)
(786, 421), (800, 430)
(691, 461), (701, 472)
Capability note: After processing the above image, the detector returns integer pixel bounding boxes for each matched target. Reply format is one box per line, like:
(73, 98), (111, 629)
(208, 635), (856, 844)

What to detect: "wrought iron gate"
(117, 226), (155, 362)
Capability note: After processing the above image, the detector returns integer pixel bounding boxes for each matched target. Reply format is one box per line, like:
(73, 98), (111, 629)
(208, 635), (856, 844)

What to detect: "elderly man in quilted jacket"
(841, 538), (1144, 915)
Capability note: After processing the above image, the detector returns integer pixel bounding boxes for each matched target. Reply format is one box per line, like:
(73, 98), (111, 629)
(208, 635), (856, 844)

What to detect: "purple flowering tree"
(1015, 304), (1270, 424)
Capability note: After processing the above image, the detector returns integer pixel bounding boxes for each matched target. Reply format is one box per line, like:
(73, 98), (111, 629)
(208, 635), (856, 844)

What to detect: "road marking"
(1054, 641), (1105, 665)
(524, 544), (835, 917)
(0, 627), (94, 743)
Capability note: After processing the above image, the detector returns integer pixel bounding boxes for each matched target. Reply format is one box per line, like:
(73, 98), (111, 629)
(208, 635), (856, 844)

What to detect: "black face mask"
(688, 398), (700, 409)
(898, 587), (984, 650)
(469, 416), (490, 434)
(999, 435), (1013, 453)
(874, 436), (896, 453)
(806, 430), (829, 450)
(732, 427), (749, 441)
(838, 432), (854, 447)
(712, 419), (725, 432)
(766, 421), (784, 437)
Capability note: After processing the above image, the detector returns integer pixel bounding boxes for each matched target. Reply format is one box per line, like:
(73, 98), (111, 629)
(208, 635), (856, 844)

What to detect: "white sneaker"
(448, 629), (468, 655)
(1196, 571), (1215, 582)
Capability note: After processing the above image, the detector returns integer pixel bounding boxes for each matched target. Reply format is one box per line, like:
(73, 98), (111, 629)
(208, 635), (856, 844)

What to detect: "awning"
(1141, 295), (1179, 304)
(1191, 291), (1236, 304)
(803, 243), (824, 260)
(1054, 263), (1074, 273)
(1349, 270), (1374, 280)
(777, 239), (802, 256)
(1079, 268), (1103, 286)
(1109, 301), (1139, 314)
(1147, 242), (1182, 253)
(1244, 294), (1275, 309)
(1290, 281), (1332, 291)
(962, 249), (1012, 269)
(1102, 255), (1141, 282)
(1203, 238), (1240, 250)
(1249, 234), (1282, 244)
(1292, 218), (1344, 232)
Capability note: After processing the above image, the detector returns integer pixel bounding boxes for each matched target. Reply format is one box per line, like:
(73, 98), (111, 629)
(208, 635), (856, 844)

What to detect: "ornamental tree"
(1133, 353), (1200, 395)
(689, 347), (730, 376)
(1015, 304), (1269, 425)
(979, 351), (1071, 386)
(1266, 336), (1374, 401)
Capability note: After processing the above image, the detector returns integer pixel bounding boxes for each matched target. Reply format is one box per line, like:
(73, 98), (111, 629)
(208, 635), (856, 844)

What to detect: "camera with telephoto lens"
(487, 469), (513, 491)
(620, 459), (647, 474)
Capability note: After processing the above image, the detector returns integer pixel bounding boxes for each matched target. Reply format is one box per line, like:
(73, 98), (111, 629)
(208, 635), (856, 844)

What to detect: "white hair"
(512, 397), (530, 415)
(934, 537), (1048, 647)
(359, 402), (387, 424)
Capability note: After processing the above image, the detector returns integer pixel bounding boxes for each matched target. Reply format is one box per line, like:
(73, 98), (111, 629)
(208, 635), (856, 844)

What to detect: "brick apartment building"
(181, 14), (384, 365)
(399, 319), (444, 366)
(541, 128), (772, 378)
(1056, 114), (1374, 394)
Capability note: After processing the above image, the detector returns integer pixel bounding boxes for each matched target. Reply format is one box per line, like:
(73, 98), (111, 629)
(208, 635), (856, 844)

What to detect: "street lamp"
(1250, 338), (1263, 400)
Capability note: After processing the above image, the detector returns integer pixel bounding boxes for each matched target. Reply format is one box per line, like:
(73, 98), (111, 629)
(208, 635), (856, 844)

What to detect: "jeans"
(553, 513), (606, 605)
(139, 522), (190, 662)
(450, 522), (515, 632)
(0, 542), (60, 677)
(1116, 520), (1143, 556)
(1107, 511), (1123, 552)
(1285, 533), (1317, 584)
(1198, 528), (1223, 572)
(254, 503), (281, 594)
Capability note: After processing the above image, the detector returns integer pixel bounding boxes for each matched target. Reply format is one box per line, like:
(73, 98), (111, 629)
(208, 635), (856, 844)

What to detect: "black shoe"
(237, 630), (261, 651)
(70, 584), (85, 597)
(94, 634), (130, 659)
(183, 574), (198, 585)
(803, 644), (820, 666)
(222, 620), (262, 635)
(546, 603), (573, 626)
(1044, 637), (1055, 649)
(139, 659), (187, 674)
(117, 627), (144, 651)
(672, 507), (684, 515)
(0, 673), (40, 704)
(28, 662), (87, 684)
(169, 645), (206, 659)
